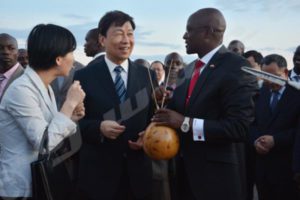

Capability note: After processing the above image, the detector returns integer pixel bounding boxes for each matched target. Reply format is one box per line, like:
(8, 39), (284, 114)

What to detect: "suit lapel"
(258, 88), (272, 127)
(176, 61), (193, 112)
(93, 59), (120, 104)
(126, 61), (141, 98)
(187, 46), (227, 108)
(266, 86), (291, 127)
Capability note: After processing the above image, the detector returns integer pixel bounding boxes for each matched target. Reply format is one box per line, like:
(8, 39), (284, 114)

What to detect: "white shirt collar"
(158, 73), (165, 85)
(104, 55), (129, 74)
(290, 69), (299, 79)
(92, 52), (106, 60)
(199, 44), (223, 65)
(277, 85), (285, 96)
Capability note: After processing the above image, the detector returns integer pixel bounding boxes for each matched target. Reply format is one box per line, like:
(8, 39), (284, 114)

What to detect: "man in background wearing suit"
(294, 124), (300, 196)
(252, 54), (299, 200)
(74, 11), (155, 200)
(17, 48), (29, 68)
(153, 8), (257, 200)
(289, 46), (300, 82)
(51, 61), (84, 109)
(150, 60), (165, 86)
(84, 28), (105, 65)
(0, 33), (24, 100)
(292, 46), (300, 196)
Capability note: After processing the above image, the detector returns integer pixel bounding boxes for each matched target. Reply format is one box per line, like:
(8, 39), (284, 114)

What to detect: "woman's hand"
(71, 102), (85, 122)
(60, 81), (86, 118)
(66, 81), (85, 107)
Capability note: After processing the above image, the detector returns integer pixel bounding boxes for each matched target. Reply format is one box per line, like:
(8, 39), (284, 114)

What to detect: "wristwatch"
(181, 117), (190, 133)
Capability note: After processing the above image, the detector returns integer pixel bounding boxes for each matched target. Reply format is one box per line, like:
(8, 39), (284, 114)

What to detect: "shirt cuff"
(51, 112), (77, 137)
(192, 118), (205, 141)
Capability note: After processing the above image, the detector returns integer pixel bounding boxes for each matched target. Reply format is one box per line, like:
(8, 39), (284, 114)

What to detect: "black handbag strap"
(38, 127), (50, 160)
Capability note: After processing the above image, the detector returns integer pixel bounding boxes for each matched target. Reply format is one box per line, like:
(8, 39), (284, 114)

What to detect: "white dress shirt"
(290, 69), (300, 82)
(191, 44), (222, 141)
(104, 55), (129, 88)
(92, 51), (106, 60)
(0, 67), (77, 197)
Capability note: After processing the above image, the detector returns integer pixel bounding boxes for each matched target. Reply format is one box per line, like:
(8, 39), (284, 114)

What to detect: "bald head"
(0, 33), (18, 73)
(228, 40), (245, 55)
(296, 46), (300, 52)
(192, 8), (226, 33)
(134, 58), (150, 68)
(164, 52), (184, 72)
(0, 33), (18, 47)
(18, 48), (28, 68)
(183, 8), (226, 57)
(293, 45), (300, 73)
(84, 28), (105, 57)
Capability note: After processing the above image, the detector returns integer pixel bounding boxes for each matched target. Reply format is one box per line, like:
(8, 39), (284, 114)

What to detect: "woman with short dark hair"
(0, 24), (85, 199)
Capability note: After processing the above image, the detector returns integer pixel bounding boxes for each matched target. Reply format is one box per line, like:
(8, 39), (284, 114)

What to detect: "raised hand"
(61, 81), (86, 118)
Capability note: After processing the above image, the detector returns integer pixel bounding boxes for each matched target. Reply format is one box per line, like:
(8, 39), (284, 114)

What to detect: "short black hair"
(243, 50), (263, 64)
(261, 54), (287, 69)
(134, 58), (150, 68)
(27, 24), (76, 70)
(151, 60), (165, 68)
(98, 10), (135, 37)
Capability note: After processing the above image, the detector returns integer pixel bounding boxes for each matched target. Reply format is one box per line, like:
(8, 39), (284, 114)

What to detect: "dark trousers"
(170, 157), (197, 200)
(74, 158), (152, 200)
(245, 144), (256, 200)
(256, 181), (298, 200)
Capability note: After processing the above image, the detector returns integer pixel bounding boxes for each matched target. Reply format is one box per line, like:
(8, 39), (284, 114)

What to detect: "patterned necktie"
(185, 60), (205, 105)
(114, 66), (126, 102)
(270, 91), (280, 113)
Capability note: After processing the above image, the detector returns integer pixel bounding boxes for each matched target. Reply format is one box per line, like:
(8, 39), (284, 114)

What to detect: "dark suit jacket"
(288, 70), (300, 174)
(294, 127), (300, 173)
(251, 85), (300, 184)
(74, 56), (155, 200)
(0, 63), (24, 102)
(168, 46), (257, 200)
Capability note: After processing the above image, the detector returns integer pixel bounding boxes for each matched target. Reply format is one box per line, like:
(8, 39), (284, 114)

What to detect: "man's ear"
(56, 56), (62, 66)
(99, 34), (105, 47)
(284, 68), (289, 78)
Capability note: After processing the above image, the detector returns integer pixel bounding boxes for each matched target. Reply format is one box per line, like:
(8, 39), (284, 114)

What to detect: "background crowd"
(0, 7), (299, 200)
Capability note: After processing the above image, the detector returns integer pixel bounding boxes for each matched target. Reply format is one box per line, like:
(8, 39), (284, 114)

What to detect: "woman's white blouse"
(0, 67), (77, 197)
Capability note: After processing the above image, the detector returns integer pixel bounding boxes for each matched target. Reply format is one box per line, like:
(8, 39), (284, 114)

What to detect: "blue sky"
(1, 0), (299, 67)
